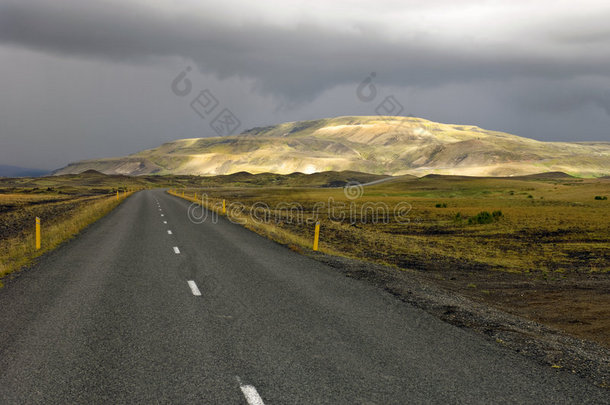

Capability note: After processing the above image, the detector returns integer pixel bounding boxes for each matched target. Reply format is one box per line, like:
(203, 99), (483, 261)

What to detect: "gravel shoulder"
(305, 250), (610, 389)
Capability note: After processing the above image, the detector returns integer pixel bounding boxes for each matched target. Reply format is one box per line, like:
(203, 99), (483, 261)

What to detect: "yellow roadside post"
(116, 190), (119, 200)
(313, 221), (320, 251)
(35, 217), (41, 250)
(182, 190), (185, 197)
(222, 199), (226, 214)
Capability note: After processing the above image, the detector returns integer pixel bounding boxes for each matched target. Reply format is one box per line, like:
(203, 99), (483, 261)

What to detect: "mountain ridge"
(53, 116), (610, 177)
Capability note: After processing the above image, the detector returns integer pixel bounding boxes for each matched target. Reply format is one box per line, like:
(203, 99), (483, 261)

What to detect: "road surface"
(0, 190), (607, 403)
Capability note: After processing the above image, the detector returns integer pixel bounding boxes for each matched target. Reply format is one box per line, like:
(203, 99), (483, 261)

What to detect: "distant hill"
(0, 168), (390, 191)
(53, 116), (610, 177)
(0, 165), (48, 178)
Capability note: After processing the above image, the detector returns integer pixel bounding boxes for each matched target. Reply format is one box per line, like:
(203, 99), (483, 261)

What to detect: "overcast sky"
(1, 0), (609, 170)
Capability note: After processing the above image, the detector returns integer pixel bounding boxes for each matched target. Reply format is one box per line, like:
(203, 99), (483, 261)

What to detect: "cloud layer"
(0, 0), (609, 169)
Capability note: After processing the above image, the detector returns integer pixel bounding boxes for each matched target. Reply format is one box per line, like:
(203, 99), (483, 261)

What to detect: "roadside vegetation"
(0, 192), (131, 283)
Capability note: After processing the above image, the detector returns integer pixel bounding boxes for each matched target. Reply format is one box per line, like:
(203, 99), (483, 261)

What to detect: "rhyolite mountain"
(53, 116), (610, 177)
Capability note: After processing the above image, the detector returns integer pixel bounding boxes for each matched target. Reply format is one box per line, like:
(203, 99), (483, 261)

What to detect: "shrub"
(454, 212), (463, 223)
(468, 211), (494, 224)
(594, 196), (607, 200)
(527, 194), (533, 199)
(492, 210), (503, 219)
(435, 203), (447, 208)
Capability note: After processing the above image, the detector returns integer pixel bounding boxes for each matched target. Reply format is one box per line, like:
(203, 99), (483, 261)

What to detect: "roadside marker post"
(35, 217), (41, 250)
(222, 199), (226, 214)
(313, 221), (320, 251)
(116, 190), (119, 200)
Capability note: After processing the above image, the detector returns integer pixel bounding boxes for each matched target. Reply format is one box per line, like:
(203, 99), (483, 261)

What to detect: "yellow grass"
(0, 192), (133, 285)
(168, 176), (610, 275)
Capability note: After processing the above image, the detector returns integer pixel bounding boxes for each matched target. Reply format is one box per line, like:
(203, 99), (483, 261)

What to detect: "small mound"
(517, 171), (574, 179)
(421, 174), (473, 180)
(79, 169), (106, 176)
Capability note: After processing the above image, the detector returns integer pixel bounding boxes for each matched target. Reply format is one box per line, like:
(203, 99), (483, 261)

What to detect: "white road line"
(161, 214), (164, 217)
(236, 377), (265, 405)
(173, 246), (180, 254)
(163, 221), (167, 224)
(187, 280), (201, 296)
(167, 230), (172, 234)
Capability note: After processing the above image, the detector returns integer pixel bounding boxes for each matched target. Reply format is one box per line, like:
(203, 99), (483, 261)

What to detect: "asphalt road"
(0, 190), (607, 404)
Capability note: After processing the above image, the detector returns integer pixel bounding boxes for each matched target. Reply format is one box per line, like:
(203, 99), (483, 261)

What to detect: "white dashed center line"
(161, 214), (164, 217)
(187, 280), (201, 296)
(236, 377), (265, 405)
(163, 221), (167, 224)
(167, 230), (172, 235)
(173, 246), (180, 254)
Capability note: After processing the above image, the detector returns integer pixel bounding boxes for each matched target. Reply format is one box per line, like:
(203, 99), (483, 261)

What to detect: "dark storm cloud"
(1, 1), (609, 170)
(1, 0), (610, 103)
(503, 77), (610, 117)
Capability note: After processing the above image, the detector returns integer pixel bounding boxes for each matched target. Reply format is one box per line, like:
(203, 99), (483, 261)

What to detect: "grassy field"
(176, 173), (610, 346)
(179, 173), (610, 273)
